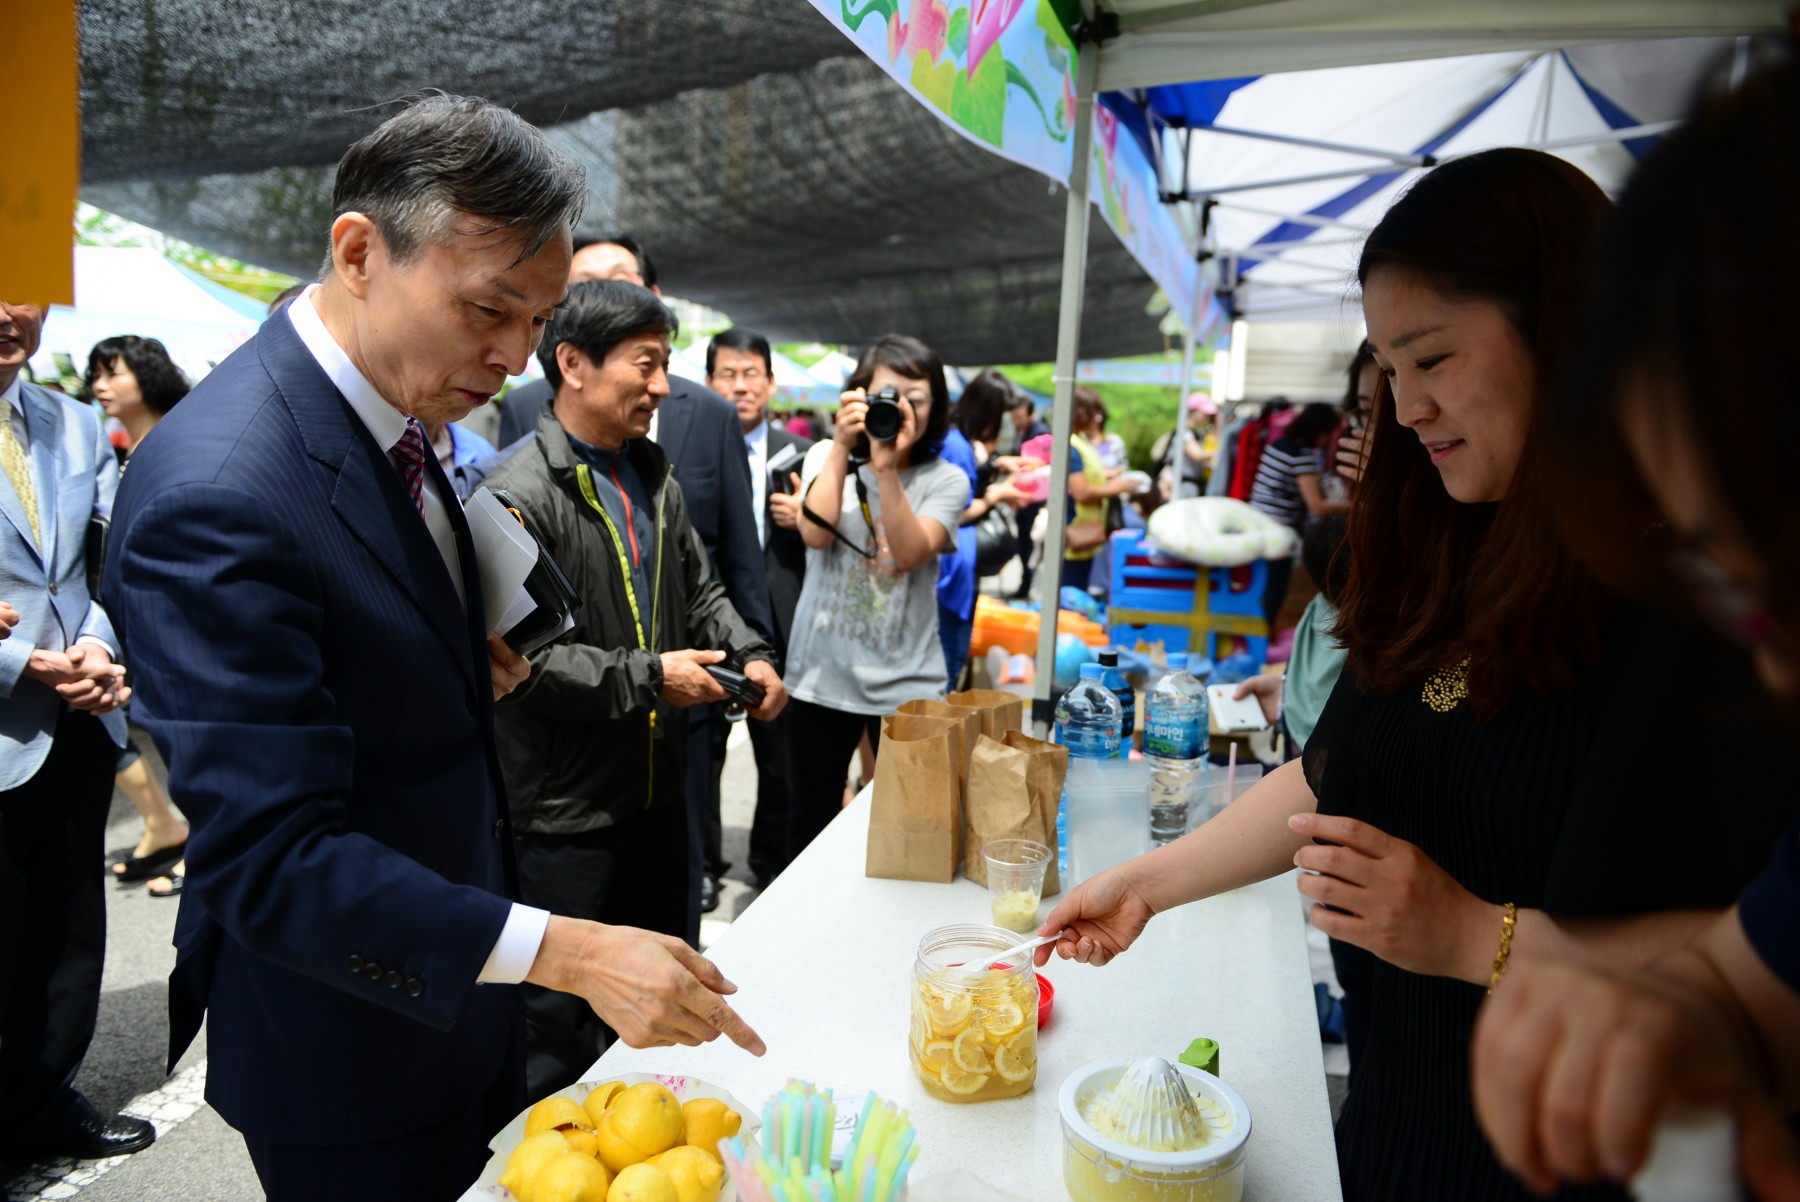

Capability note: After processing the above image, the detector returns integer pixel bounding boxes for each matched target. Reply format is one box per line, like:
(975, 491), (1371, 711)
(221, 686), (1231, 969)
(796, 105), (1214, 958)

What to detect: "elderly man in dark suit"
(0, 301), (146, 1162)
(706, 328), (811, 888)
(495, 234), (770, 929)
(104, 96), (762, 1202)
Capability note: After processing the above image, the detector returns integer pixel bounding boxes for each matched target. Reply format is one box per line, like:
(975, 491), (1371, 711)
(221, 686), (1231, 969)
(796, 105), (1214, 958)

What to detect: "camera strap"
(800, 460), (879, 560)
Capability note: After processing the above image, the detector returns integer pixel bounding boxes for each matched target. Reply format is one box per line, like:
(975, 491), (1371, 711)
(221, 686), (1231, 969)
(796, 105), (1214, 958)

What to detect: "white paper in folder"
(464, 487), (539, 637)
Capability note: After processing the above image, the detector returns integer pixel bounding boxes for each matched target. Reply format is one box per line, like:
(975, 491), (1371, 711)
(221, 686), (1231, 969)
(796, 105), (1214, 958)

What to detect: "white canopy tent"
(29, 247), (264, 386)
(1021, 0), (1790, 726)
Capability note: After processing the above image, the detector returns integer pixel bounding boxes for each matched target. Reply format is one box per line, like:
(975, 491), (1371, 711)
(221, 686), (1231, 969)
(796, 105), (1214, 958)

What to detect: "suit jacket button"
(363, 961), (383, 981)
(47, 581), (58, 596)
(383, 971), (403, 990)
(404, 978), (425, 998)
(493, 818), (506, 838)
(346, 954), (364, 973)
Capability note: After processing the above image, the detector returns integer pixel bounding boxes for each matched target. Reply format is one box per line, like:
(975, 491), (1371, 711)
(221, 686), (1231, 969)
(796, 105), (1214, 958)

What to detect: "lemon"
(951, 1026), (992, 1074)
(608, 1161), (680, 1202)
(678, 1098), (741, 1161)
(527, 1148), (612, 1201)
(918, 1039), (953, 1072)
(583, 1080), (629, 1128)
(981, 999), (1026, 1038)
(995, 1034), (1036, 1083)
(923, 988), (974, 1036)
(527, 1095), (596, 1138)
(938, 1062), (990, 1095)
(646, 1144), (727, 1202)
(596, 1082), (685, 1173)
(562, 1126), (602, 1158)
(500, 1131), (584, 1201)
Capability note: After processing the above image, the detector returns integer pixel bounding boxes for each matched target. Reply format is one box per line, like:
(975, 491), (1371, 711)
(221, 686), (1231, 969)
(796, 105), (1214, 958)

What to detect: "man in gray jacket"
(484, 280), (786, 1094)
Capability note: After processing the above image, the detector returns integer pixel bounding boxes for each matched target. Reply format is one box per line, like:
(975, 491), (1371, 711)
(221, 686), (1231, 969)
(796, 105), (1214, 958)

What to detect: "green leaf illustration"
(912, 51), (958, 114)
(946, 6), (970, 57)
(950, 44), (1008, 145)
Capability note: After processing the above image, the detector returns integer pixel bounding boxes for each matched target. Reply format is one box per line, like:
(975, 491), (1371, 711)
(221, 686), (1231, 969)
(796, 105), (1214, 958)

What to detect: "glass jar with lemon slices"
(911, 924), (1039, 1103)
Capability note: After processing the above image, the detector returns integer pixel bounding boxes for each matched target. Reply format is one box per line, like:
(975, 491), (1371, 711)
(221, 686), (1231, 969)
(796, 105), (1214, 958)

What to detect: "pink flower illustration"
(968, 0), (1027, 74)
(887, 12), (910, 62)
(906, 0), (949, 62)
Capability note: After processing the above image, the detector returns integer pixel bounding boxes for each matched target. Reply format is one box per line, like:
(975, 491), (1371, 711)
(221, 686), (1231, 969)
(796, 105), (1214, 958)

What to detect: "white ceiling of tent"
(1140, 37), (1749, 321)
(1088, 0), (1789, 90)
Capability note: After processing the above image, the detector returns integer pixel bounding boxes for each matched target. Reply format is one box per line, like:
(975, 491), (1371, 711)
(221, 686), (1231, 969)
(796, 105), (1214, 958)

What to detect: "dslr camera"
(863, 386), (906, 443)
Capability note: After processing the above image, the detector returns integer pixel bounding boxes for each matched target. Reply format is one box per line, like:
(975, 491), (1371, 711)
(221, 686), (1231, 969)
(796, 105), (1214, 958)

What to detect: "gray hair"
(326, 93), (585, 271)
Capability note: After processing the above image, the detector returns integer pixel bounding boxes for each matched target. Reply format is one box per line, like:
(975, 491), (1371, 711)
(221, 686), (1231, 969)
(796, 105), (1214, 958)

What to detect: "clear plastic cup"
(984, 839), (1052, 933)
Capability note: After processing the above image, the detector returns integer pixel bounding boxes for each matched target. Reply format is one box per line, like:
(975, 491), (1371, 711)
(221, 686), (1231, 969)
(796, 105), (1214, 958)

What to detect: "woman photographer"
(783, 335), (971, 858)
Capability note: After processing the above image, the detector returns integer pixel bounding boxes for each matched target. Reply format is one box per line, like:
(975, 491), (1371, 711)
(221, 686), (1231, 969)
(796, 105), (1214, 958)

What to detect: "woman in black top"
(1038, 147), (1791, 1201)
(1473, 61), (1800, 1198)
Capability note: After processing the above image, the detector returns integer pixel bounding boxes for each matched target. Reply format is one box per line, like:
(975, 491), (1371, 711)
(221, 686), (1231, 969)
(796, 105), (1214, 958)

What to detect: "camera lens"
(864, 387), (905, 443)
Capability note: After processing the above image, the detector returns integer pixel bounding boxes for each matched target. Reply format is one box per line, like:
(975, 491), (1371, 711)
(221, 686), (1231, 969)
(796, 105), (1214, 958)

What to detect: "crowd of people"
(2, 49), (1799, 1202)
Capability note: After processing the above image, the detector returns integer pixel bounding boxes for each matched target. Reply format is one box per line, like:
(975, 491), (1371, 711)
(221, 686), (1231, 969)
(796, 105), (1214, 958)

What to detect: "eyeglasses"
(712, 368), (767, 385)
(1671, 544), (1773, 648)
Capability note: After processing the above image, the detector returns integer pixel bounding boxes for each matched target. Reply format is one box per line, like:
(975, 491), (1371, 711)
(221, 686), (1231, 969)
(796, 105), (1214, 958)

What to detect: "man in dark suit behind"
(104, 96), (762, 1202)
(706, 328), (810, 887)
(496, 235), (770, 930)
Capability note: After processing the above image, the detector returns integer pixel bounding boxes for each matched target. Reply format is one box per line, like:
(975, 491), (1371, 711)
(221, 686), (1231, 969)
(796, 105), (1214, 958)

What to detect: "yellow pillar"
(2, 0), (79, 305)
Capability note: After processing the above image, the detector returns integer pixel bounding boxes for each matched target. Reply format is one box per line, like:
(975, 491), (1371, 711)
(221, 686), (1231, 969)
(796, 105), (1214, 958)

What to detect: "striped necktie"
(0, 397), (40, 546)
(391, 418), (429, 518)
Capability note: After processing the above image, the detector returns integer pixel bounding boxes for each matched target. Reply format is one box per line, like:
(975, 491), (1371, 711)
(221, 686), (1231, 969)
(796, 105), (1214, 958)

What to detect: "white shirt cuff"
(75, 634), (118, 660)
(477, 903), (551, 985)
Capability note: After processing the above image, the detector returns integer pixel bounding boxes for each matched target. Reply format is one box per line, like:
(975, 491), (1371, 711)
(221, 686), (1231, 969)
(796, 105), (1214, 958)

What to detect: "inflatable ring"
(1145, 497), (1300, 567)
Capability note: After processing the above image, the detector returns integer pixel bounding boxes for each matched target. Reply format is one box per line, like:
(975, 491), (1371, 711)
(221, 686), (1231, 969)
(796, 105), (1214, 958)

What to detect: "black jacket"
(485, 411), (774, 834)
(762, 424), (813, 659)
(498, 375), (774, 644)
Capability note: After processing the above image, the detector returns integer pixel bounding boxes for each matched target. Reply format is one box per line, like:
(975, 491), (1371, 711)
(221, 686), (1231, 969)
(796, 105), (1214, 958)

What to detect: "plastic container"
(1054, 663), (1124, 878)
(1143, 655), (1208, 846)
(910, 925), (1040, 1103)
(1097, 649), (1136, 759)
(1063, 758), (1151, 888)
(985, 839), (1052, 933)
(1060, 1058), (1252, 1202)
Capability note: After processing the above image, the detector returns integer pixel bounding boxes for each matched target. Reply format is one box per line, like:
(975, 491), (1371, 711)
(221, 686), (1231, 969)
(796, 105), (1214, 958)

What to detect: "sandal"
(147, 862), (186, 898)
(111, 841), (188, 883)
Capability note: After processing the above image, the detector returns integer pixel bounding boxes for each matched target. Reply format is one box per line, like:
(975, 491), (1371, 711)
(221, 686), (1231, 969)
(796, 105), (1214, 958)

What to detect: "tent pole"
(1031, 42), (1100, 737)
(1171, 287), (1202, 500)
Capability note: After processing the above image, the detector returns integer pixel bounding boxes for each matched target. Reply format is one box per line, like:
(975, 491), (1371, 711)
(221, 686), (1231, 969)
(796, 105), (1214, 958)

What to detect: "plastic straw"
(1226, 741), (1237, 802)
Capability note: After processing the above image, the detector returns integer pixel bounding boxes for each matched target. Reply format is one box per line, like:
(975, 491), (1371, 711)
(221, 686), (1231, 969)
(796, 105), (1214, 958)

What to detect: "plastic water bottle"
(1143, 654), (1209, 846)
(1054, 663), (1124, 878)
(1096, 649), (1135, 759)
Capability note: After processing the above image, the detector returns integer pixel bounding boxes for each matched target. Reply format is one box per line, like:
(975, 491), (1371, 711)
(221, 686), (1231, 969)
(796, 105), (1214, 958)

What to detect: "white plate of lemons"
(462, 1072), (761, 1202)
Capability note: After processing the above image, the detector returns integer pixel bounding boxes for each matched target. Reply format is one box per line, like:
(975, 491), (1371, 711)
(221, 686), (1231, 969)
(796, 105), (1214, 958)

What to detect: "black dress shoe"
(0, 1099), (156, 1161)
(699, 874), (721, 914)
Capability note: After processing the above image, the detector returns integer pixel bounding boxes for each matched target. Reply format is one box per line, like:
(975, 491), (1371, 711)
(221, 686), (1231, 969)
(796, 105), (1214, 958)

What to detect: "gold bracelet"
(1486, 902), (1518, 995)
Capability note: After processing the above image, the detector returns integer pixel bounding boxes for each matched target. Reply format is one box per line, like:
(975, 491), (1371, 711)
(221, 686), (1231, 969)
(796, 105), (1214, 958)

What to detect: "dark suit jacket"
(761, 424), (812, 660)
(501, 375), (772, 643)
(103, 311), (520, 1145)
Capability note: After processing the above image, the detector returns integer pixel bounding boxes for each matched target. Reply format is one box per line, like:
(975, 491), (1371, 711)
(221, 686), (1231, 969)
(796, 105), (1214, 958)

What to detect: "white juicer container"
(1059, 1057), (1252, 1202)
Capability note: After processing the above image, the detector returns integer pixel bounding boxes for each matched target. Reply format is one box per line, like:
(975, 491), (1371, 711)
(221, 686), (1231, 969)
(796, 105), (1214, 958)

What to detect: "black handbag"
(973, 506), (1017, 578)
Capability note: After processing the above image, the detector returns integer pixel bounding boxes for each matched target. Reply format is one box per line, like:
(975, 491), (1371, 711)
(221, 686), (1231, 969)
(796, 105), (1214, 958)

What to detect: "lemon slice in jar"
(995, 1034), (1036, 1083)
(939, 1063), (990, 1095)
(919, 1039), (953, 1072)
(923, 989), (974, 1037)
(952, 1027), (992, 1073)
(981, 999), (1026, 1039)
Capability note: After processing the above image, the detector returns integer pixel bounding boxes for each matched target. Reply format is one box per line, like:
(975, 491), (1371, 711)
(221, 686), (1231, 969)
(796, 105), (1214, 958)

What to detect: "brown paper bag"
(945, 689), (1025, 743)
(964, 730), (1068, 896)
(895, 698), (983, 791)
(865, 713), (964, 883)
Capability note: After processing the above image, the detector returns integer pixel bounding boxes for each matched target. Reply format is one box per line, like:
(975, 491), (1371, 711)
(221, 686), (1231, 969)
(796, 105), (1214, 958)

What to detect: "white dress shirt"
(744, 417), (768, 549)
(286, 288), (548, 985)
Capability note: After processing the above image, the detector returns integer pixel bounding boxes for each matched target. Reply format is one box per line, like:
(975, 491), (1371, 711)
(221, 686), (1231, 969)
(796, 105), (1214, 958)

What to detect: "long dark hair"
(847, 334), (949, 464)
(954, 369), (1017, 445)
(1552, 57), (1800, 657)
(1335, 148), (1613, 716)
